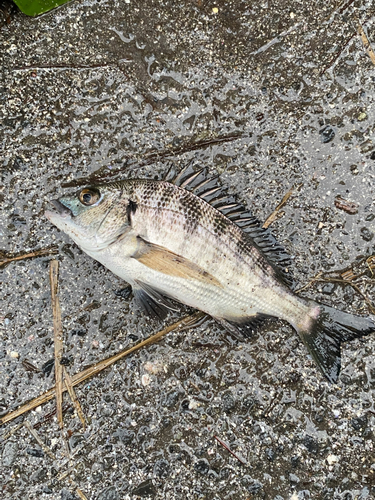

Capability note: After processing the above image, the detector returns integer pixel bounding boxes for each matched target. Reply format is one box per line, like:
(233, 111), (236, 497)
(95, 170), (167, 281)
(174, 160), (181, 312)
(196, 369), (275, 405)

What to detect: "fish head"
(45, 183), (131, 252)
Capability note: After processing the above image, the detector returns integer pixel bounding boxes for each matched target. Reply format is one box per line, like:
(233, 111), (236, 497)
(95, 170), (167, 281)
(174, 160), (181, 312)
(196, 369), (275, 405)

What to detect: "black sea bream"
(45, 169), (375, 383)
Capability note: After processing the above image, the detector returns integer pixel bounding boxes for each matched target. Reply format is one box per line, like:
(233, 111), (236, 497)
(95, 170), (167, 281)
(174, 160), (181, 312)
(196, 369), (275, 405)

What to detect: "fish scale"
(45, 174), (375, 383)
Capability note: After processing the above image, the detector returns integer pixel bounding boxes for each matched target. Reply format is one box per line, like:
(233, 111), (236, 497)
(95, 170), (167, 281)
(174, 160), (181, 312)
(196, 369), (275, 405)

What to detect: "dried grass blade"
(0, 247), (58, 268)
(358, 24), (375, 65)
(24, 420), (55, 460)
(75, 488), (89, 500)
(214, 435), (247, 465)
(1, 421), (24, 440)
(63, 367), (86, 429)
(262, 187), (295, 229)
(49, 260), (64, 429)
(0, 312), (203, 426)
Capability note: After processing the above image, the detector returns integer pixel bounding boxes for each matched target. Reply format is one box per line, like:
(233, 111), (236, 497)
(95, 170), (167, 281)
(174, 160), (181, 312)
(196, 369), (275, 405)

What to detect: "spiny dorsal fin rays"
(199, 186), (222, 200)
(180, 169), (205, 188)
(164, 163), (178, 183)
(170, 161), (197, 186)
(191, 175), (220, 194)
(165, 165), (294, 288)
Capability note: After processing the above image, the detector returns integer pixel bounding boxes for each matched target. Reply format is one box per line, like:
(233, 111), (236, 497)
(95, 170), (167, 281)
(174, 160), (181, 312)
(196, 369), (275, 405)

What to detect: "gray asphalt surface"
(1, 1), (375, 499)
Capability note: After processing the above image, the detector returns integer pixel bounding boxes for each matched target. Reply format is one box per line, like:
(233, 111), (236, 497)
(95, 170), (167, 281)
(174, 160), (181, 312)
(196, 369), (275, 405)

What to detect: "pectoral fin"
(132, 237), (222, 287)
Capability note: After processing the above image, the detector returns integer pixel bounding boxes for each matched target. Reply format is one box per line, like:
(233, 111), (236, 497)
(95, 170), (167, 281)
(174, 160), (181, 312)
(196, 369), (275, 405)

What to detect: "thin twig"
(263, 186), (296, 229)
(294, 272), (323, 294)
(1, 421), (24, 440)
(12, 63), (120, 71)
(320, 15), (373, 76)
(49, 260), (64, 429)
(0, 247), (58, 268)
(63, 367), (86, 429)
(61, 134), (244, 189)
(0, 312), (204, 426)
(338, 0), (356, 14)
(316, 278), (375, 313)
(358, 23), (375, 65)
(75, 488), (89, 500)
(295, 273), (375, 314)
(33, 403), (72, 430)
(251, 22), (301, 55)
(56, 467), (75, 482)
(214, 435), (247, 465)
(23, 421), (55, 460)
(320, 31), (357, 75)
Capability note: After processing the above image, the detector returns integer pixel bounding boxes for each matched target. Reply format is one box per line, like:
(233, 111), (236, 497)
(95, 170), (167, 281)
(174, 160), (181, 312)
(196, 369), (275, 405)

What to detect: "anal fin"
(217, 314), (274, 338)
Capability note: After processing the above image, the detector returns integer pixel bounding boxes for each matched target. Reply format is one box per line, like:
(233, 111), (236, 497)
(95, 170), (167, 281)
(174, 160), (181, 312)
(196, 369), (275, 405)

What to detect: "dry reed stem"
(63, 367), (86, 429)
(358, 23), (375, 65)
(0, 247), (58, 268)
(214, 435), (247, 465)
(263, 187), (295, 229)
(49, 260), (64, 429)
(75, 488), (89, 500)
(1, 421), (24, 440)
(23, 420), (55, 460)
(0, 312), (204, 427)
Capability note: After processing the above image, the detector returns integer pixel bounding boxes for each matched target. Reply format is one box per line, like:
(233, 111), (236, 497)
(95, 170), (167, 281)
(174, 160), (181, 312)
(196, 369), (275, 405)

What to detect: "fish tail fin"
(297, 302), (375, 383)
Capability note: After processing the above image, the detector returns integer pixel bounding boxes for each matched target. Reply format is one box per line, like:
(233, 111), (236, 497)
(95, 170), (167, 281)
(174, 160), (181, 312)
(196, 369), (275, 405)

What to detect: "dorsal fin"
(165, 165), (294, 288)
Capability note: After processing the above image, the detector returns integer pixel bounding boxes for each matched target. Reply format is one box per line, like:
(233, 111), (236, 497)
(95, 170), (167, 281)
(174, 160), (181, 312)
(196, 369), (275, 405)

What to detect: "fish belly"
(87, 233), (307, 326)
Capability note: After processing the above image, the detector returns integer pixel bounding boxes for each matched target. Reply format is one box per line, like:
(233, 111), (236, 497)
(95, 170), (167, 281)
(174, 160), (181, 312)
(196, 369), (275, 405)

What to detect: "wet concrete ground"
(1, 0), (375, 499)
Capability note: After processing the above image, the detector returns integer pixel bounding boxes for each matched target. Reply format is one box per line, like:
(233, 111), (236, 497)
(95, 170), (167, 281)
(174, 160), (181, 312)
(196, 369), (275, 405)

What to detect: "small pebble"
(144, 360), (165, 374)
(326, 454), (339, 465)
(141, 374), (151, 386)
(188, 399), (199, 410)
(10, 351), (19, 358)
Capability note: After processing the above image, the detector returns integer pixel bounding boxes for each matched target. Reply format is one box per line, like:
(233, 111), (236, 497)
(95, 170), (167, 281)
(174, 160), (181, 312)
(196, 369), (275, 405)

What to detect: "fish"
(45, 167), (375, 383)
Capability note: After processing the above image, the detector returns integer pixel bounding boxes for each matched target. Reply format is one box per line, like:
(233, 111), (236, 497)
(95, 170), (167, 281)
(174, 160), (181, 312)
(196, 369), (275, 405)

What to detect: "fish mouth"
(46, 199), (73, 219)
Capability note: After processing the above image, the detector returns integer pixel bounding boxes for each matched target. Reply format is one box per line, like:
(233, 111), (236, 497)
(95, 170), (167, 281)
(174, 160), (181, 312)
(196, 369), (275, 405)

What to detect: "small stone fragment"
(144, 360), (165, 374)
(194, 458), (210, 474)
(360, 227), (374, 242)
(97, 486), (118, 500)
(320, 125), (335, 143)
(334, 196), (358, 215)
(42, 359), (55, 376)
(322, 283), (336, 295)
(188, 399), (199, 410)
(141, 374), (151, 386)
(132, 479), (156, 497)
(326, 454), (339, 465)
(2, 441), (18, 466)
(26, 448), (44, 458)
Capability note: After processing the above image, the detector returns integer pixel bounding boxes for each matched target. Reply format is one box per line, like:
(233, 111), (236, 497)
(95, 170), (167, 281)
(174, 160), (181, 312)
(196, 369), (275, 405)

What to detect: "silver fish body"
(45, 176), (375, 383)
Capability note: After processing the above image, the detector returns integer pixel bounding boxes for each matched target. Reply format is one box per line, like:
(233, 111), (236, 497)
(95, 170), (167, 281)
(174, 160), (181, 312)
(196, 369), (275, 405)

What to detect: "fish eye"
(78, 188), (101, 206)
